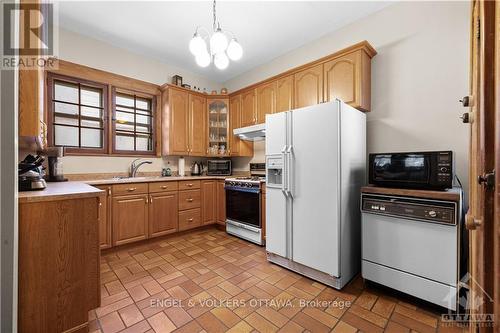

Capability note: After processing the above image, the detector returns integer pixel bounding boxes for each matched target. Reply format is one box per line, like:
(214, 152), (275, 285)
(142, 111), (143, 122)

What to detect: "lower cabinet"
(179, 208), (202, 231)
(217, 180), (226, 224)
(112, 194), (149, 246)
(201, 180), (217, 225)
(149, 192), (178, 237)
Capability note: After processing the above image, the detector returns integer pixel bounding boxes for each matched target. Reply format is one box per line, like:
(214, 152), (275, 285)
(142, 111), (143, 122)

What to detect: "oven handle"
(224, 186), (261, 194)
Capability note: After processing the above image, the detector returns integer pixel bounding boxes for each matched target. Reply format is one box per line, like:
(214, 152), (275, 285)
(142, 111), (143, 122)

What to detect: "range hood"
(233, 123), (265, 141)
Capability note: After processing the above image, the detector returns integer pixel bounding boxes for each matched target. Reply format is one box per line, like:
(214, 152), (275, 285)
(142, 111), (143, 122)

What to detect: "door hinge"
(476, 19), (481, 39)
(478, 170), (495, 189)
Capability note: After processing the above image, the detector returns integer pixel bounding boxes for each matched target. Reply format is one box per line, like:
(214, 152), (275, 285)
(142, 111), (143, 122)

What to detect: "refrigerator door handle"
(286, 146), (293, 197)
(281, 145), (288, 194)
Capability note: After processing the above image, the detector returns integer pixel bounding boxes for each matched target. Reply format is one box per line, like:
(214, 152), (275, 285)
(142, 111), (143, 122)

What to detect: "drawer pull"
(161, 185), (168, 189)
(127, 187), (137, 192)
(186, 183), (193, 187)
(187, 218), (194, 222)
(186, 198), (194, 202)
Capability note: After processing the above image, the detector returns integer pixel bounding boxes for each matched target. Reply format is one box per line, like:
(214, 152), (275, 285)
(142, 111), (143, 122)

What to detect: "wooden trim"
(229, 40), (376, 96)
(48, 59), (160, 95)
(360, 186), (461, 202)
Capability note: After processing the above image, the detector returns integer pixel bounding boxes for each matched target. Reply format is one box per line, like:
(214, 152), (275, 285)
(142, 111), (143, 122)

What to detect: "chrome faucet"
(130, 158), (153, 177)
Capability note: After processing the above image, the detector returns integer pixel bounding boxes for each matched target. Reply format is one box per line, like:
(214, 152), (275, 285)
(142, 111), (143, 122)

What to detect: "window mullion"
(78, 83), (82, 149)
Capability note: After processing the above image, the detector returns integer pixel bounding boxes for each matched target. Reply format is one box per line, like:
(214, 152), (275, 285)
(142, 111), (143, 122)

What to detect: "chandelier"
(188, 0), (243, 70)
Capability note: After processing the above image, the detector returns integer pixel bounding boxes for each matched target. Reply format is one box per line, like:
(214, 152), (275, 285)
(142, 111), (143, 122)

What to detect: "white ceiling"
(56, 1), (391, 83)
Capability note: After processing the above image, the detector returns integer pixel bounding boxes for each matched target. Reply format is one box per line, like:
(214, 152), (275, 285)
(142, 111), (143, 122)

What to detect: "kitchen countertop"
(18, 182), (105, 203)
(84, 175), (230, 186)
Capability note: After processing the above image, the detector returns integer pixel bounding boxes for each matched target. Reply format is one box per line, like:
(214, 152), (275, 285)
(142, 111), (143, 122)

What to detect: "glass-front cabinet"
(207, 98), (229, 156)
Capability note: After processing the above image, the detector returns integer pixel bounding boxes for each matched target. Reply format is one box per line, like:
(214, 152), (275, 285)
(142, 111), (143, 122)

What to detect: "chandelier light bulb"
(214, 52), (229, 70)
(189, 33), (207, 56)
(226, 38), (243, 61)
(210, 29), (228, 55)
(195, 51), (211, 67)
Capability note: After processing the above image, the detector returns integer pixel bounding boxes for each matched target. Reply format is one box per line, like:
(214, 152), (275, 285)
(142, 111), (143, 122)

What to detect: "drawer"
(178, 189), (201, 210)
(149, 181), (178, 193)
(178, 208), (201, 231)
(113, 183), (148, 196)
(179, 180), (201, 190)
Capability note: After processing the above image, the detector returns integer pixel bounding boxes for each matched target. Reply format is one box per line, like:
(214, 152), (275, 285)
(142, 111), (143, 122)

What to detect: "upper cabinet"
(189, 94), (207, 156)
(256, 81), (277, 123)
(276, 75), (294, 113)
(241, 90), (257, 127)
(229, 95), (253, 157)
(294, 64), (324, 109)
(229, 41), (376, 113)
(324, 49), (373, 112)
(207, 98), (229, 156)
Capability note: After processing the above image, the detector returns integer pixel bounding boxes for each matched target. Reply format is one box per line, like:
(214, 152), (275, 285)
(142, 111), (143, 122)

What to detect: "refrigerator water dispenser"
(266, 155), (283, 188)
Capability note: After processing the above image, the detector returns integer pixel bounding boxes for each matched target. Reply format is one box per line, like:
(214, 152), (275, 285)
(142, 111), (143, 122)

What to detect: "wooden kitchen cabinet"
(189, 94), (207, 156)
(96, 185), (112, 249)
(179, 208), (202, 231)
(207, 98), (229, 156)
(241, 90), (257, 127)
(149, 191), (178, 238)
(19, 196), (100, 333)
(112, 194), (149, 246)
(276, 75), (294, 112)
(216, 180), (226, 225)
(256, 81), (277, 123)
(229, 95), (253, 157)
(178, 189), (201, 211)
(324, 49), (373, 112)
(201, 180), (217, 225)
(294, 63), (324, 109)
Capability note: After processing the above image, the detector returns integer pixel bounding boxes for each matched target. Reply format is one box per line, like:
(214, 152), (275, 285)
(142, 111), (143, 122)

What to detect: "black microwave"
(207, 159), (231, 176)
(369, 151), (454, 190)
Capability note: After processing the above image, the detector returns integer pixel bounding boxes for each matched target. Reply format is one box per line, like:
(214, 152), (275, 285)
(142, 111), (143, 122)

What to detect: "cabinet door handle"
(107, 187), (112, 196)
(188, 218), (194, 222)
(187, 198), (194, 202)
(127, 187), (136, 192)
(149, 195), (153, 204)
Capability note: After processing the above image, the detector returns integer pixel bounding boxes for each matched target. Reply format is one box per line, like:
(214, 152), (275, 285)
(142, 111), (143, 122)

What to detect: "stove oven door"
(225, 188), (261, 228)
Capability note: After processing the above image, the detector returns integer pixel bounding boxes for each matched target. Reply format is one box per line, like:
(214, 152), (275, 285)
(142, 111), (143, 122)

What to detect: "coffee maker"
(44, 147), (67, 182)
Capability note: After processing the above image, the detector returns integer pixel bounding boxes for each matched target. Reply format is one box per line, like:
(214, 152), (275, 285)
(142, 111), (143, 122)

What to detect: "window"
(112, 90), (155, 154)
(46, 72), (158, 156)
(47, 73), (108, 154)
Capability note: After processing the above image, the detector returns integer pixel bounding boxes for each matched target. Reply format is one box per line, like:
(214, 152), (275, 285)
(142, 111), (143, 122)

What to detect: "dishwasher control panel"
(362, 195), (456, 225)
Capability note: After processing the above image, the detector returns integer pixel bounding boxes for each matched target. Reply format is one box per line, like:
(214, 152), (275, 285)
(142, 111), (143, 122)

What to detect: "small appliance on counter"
(207, 159), (231, 176)
(360, 185), (466, 311)
(191, 161), (203, 176)
(19, 154), (47, 191)
(369, 151), (454, 190)
(43, 147), (67, 182)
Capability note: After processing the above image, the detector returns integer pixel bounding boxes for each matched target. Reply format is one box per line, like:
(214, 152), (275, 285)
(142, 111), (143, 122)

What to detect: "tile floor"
(90, 228), (466, 333)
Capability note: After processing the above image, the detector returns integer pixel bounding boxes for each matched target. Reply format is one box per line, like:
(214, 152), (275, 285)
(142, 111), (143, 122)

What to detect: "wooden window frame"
(111, 87), (157, 156)
(46, 72), (109, 155)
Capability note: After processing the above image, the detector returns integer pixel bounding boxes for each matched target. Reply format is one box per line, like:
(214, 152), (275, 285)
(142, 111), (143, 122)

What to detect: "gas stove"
(224, 177), (263, 192)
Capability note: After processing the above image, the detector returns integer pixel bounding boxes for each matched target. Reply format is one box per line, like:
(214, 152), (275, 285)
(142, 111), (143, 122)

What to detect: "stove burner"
(235, 176), (262, 181)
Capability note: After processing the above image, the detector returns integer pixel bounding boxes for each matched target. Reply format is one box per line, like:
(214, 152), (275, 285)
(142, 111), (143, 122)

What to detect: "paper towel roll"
(178, 157), (185, 176)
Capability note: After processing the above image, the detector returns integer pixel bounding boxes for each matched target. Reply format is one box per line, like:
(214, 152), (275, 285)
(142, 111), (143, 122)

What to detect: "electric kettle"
(191, 162), (202, 176)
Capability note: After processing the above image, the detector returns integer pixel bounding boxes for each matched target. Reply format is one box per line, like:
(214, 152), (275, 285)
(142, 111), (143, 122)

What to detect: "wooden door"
(229, 95), (242, 156)
(216, 181), (226, 224)
(276, 75), (294, 112)
(256, 81), (277, 123)
(324, 52), (358, 106)
(96, 185), (112, 249)
(169, 88), (189, 155)
(465, 1), (498, 331)
(294, 64), (323, 108)
(189, 93), (206, 156)
(201, 180), (217, 225)
(149, 192), (178, 237)
(241, 90), (256, 127)
(112, 194), (148, 246)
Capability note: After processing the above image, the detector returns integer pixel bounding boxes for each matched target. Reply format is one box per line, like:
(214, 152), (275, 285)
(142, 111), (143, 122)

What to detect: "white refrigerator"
(265, 100), (366, 289)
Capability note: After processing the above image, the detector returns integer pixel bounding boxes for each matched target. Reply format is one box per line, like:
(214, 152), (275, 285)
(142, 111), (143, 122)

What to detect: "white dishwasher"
(361, 188), (463, 311)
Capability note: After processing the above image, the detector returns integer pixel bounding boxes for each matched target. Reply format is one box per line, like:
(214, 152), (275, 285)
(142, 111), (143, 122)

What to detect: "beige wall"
(56, 28), (224, 174)
(225, 1), (471, 191)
